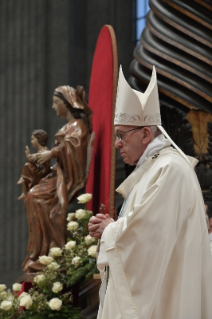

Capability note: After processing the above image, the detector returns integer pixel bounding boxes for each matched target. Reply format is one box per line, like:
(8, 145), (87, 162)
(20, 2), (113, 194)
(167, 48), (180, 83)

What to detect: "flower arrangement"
(0, 194), (98, 319)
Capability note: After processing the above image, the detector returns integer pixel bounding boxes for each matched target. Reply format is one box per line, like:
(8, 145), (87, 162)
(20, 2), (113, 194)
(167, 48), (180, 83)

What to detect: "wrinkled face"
(52, 96), (68, 117)
(114, 125), (147, 166)
(31, 135), (39, 149)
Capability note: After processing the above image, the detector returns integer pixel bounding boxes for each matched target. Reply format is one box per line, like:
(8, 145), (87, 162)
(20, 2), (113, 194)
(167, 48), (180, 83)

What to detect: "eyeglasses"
(115, 127), (143, 141)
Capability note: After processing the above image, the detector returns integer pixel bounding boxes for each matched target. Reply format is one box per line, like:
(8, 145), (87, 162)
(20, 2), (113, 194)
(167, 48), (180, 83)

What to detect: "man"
(88, 66), (212, 319)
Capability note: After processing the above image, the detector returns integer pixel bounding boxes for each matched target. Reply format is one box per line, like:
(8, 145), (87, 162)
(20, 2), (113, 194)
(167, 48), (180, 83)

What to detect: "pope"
(88, 66), (212, 319)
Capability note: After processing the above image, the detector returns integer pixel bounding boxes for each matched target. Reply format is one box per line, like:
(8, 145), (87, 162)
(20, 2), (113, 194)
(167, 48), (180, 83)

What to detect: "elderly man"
(88, 66), (212, 319)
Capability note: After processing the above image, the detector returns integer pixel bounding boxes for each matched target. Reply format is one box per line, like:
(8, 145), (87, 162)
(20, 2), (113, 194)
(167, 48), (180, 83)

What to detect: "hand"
(28, 153), (39, 163)
(35, 151), (52, 164)
(25, 146), (30, 160)
(88, 213), (114, 239)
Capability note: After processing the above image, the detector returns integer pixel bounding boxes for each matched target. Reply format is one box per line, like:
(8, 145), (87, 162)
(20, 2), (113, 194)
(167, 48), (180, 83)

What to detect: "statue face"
(31, 135), (39, 149)
(52, 96), (68, 118)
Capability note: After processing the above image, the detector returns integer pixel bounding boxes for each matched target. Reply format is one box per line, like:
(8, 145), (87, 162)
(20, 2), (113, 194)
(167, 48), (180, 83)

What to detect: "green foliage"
(18, 304), (82, 319)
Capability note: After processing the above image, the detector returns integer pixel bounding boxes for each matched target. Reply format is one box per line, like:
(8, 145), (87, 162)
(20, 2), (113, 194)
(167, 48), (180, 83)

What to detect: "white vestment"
(97, 146), (212, 319)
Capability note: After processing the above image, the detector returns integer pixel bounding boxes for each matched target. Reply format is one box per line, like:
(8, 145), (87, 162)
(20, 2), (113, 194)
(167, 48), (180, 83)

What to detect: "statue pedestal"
(79, 274), (101, 319)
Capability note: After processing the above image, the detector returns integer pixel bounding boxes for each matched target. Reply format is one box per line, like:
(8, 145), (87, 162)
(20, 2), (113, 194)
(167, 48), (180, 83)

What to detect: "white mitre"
(114, 65), (197, 166)
(114, 65), (161, 126)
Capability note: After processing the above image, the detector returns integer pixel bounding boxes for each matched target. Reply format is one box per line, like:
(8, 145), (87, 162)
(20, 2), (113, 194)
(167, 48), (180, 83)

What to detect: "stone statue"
(17, 129), (51, 200)
(21, 85), (93, 273)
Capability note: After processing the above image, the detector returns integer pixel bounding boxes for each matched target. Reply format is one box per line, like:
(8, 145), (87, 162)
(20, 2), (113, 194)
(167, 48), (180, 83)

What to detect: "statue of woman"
(22, 85), (93, 273)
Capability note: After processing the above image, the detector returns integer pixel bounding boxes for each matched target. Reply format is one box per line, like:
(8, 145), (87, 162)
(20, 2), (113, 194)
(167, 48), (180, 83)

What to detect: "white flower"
(88, 245), (97, 258)
(34, 274), (45, 284)
(65, 241), (76, 250)
(85, 235), (96, 245)
(0, 300), (12, 311)
(39, 255), (53, 265)
(72, 256), (81, 267)
(18, 292), (29, 299)
(0, 292), (7, 298)
(77, 193), (92, 204)
(52, 282), (63, 293)
(67, 221), (79, 231)
(67, 213), (75, 221)
(19, 294), (33, 309)
(75, 209), (86, 220)
(0, 284), (6, 292)
(47, 262), (60, 270)
(50, 247), (62, 257)
(12, 283), (22, 292)
(49, 298), (62, 311)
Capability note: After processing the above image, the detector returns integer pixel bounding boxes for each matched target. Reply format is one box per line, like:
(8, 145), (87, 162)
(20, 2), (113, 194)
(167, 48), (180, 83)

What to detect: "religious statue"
(21, 85), (93, 273)
(17, 129), (51, 200)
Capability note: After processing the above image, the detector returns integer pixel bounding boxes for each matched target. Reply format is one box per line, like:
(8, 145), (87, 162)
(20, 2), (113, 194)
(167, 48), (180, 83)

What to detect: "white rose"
(72, 256), (81, 267)
(67, 221), (79, 231)
(0, 292), (7, 298)
(39, 256), (53, 265)
(47, 262), (60, 270)
(50, 247), (62, 257)
(49, 298), (62, 311)
(19, 294), (33, 309)
(77, 193), (92, 204)
(0, 284), (6, 292)
(85, 235), (96, 245)
(67, 213), (75, 221)
(12, 283), (22, 292)
(65, 241), (76, 250)
(75, 209), (86, 220)
(52, 282), (63, 293)
(0, 300), (12, 311)
(34, 274), (45, 284)
(18, 292), (28, 299)
(88, 245), (97, 258)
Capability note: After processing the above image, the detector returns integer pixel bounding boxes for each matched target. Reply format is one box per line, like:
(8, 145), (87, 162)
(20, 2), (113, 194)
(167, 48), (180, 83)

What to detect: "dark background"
(0, 0), (134, 287)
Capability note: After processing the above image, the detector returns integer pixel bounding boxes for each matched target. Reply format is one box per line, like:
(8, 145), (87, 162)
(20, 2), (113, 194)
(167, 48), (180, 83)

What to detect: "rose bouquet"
(0, 194), (98, 319)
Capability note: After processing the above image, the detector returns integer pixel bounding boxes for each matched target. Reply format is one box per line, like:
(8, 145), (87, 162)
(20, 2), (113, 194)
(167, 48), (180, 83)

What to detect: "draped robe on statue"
(97, 146), (212, 319)
(19, 147), (51, 193)
(23, 119), (90, 272)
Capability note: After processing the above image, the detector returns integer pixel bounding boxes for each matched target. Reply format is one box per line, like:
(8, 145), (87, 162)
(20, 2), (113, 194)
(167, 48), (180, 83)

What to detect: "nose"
(115, 138), (122, 148)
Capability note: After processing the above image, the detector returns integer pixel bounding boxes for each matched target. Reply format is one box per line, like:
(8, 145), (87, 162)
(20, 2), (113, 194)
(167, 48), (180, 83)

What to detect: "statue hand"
(36, 151), (52, 164)
(25, 145), (30, 160)
(28, 153), (38, 163)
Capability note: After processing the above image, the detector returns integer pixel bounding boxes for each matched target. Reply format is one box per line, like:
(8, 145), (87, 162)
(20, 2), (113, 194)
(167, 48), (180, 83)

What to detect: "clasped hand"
(88, 213), (114, 239)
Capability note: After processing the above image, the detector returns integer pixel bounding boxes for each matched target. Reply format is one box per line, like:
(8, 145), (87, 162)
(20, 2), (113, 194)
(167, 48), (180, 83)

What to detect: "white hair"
(148, 125), (161, 138)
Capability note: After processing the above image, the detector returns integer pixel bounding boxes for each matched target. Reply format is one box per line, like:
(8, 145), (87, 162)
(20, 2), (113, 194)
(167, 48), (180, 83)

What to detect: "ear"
(141, 127), (154, 145)
(209, 217), (212, 227)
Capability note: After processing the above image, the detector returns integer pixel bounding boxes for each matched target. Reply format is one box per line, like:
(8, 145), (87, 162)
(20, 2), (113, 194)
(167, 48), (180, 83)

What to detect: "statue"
(17, 130), (51, 200)
(21, 85), (93, 273)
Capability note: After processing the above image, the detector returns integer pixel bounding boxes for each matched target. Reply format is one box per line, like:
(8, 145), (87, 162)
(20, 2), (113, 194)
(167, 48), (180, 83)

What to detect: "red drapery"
(86, 25), (118, 216)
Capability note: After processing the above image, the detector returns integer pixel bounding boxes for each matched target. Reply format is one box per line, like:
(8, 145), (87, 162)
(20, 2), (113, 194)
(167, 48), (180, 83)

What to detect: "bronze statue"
(21, 85), (93, 273)
(17, 130), (51, 200)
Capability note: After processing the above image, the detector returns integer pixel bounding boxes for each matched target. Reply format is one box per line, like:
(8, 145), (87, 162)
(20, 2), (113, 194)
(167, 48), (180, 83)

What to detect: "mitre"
(114, 65), (161, 126)
(114, 65), (197, 166)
